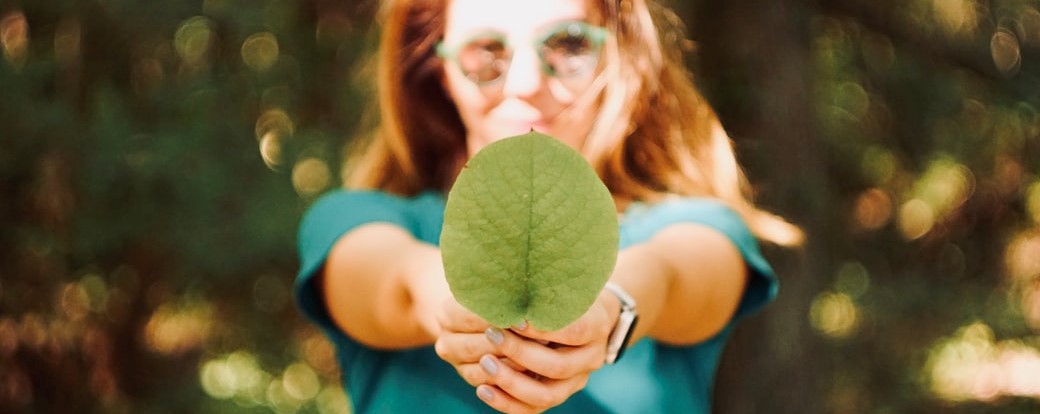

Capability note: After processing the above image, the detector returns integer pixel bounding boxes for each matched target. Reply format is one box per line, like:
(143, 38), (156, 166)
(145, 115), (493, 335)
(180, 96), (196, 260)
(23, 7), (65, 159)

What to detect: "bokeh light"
(915, 157), (975, 216)
(292, 158), (332, 197)
(198, 348), (341, 412)
(991, 28), (1022, 76)
(200, 358), (238, 399)
(0, 11), (29, 69)
(1024, 285), (1040, 332)
(897, 157), (975, 239)
(266, 377), (301, 413)
(898, 199), (935, 240)
(931, 0), (979, 35)
(315, 385), (351, 414)
(282, 363), (320, 401)
(1027, 181), (1040, 225)
(256, 109), (294, 170)
(837, 81), (870, 119)
(810, 291), (859, 339)
(835, 262), (871, 298)
(927, 322), (999, 402)
(174, 16), (214, 66)
(259, 132), (285, 170)
(80, 274), (109, 313)
(59, 282), (90, 322)
(1006, 231), (1040, 284)
(200, 351), (269, 402)
(143, 301), (214, 355)
(300, 332), (338, 377)
(853, 188), (893, 231)
(1004, 342), (1040, 397)
(926, 322), (1040, 402)
(860, 147), (898, 185)
(0, 318), (18, 358)
(995, 154), (1028, 197)
(241, 32), (280, 72)
(20, 313), (47, 350)
(1022, 7), (1040, 46)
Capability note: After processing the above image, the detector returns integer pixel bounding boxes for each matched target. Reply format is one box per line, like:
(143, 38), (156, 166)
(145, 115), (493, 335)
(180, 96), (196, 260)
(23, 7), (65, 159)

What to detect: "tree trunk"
(679, 0), (830, 412)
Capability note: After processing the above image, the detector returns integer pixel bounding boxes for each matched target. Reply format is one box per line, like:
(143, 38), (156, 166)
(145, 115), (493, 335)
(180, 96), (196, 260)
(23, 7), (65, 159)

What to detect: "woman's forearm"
(321, 223), (450, 349)
(611, 223), (748, 347)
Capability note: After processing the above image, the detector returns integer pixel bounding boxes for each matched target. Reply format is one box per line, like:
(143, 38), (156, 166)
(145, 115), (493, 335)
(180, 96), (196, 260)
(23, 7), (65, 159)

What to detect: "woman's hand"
(435, 291), (620, 414)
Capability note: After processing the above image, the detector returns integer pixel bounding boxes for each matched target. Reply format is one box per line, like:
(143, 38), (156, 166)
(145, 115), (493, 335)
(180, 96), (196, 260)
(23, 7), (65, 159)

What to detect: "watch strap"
(604, 282), (638, 365)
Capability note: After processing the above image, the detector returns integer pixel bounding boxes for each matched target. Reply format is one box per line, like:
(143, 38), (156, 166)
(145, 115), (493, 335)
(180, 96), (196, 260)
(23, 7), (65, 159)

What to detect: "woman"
(295, 0), (802, 412)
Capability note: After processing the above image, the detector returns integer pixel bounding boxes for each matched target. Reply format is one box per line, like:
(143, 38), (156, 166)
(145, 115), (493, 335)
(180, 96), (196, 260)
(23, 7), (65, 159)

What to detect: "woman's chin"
(493, 124), (551, 139)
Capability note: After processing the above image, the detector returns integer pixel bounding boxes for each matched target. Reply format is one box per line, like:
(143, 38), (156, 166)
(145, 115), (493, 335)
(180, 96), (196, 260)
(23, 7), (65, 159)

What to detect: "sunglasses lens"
(540, 24), (601, 77)
(446, 23), (604, 85)
(457, 38), (510, 83)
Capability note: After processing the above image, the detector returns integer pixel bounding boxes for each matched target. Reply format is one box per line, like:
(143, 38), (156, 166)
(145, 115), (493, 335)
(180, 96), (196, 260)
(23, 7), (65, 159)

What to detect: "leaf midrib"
(522, 136), (534, 311)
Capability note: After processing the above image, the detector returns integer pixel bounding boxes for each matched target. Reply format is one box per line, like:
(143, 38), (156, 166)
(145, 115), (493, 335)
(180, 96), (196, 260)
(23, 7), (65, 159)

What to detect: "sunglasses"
(437, 21), (609, 86)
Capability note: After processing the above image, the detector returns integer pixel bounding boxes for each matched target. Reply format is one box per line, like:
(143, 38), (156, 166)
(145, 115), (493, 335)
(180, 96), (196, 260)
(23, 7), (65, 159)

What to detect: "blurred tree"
(678, 0), (1040, 412)
(0, 0), (367, 412)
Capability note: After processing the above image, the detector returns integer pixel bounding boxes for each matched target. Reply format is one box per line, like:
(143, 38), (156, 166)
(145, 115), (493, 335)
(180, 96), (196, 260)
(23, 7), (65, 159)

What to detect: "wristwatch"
(604, 282), (638, 365)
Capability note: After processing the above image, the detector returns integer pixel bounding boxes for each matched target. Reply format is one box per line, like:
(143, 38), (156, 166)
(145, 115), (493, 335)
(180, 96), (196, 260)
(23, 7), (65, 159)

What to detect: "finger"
(479, 354), (589, 411)
(513, 293), (615, 346)
(436, 332), (530, 367)
(437, 298), (490, 333)
(455, 363), (489, 387)
(451, 358), (529, 387)
(512, 315), (610, 347)
(476, 384), (540, 414)
(487, 328), (604, 379)
(454, 359), (534, 386)
(435, 332), (497, 365)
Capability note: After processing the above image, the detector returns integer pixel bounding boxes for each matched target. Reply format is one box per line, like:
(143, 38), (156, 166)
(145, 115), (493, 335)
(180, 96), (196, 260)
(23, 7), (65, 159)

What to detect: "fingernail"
(477, 386), (494, 402)
(480, 355), (499, 376)
(485, 327), (504, 346)
(512, 320), (528, 331)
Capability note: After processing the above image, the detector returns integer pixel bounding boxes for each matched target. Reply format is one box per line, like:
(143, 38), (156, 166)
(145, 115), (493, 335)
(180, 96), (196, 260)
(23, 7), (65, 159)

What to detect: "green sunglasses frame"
(436, 21), (609, 85)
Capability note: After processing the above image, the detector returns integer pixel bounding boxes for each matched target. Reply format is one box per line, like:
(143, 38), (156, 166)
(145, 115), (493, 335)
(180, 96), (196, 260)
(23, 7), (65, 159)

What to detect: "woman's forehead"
(443, 0), (591, 41)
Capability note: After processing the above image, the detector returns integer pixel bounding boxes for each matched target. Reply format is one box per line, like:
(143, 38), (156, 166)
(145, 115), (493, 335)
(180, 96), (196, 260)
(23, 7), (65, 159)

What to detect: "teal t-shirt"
(295, 190), (777, 413)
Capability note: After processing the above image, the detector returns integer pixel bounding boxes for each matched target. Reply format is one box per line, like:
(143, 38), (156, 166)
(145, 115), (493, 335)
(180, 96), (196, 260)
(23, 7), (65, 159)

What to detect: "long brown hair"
(344, 0), (803, 246)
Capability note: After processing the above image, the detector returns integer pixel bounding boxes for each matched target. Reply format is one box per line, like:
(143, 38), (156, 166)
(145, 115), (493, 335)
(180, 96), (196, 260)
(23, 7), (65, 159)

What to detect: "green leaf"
(440, 131), (619, 330)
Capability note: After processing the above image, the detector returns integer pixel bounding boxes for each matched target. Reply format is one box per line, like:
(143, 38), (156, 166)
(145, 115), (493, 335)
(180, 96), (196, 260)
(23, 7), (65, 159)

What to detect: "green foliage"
(0, 0), (362, 412)
(441, 132), (619, 330)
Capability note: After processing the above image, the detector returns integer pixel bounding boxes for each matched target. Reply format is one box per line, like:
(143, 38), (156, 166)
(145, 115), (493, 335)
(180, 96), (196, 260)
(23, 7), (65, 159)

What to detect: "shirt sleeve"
(623, 198), (778, 320)
(294, 190), (416, 332)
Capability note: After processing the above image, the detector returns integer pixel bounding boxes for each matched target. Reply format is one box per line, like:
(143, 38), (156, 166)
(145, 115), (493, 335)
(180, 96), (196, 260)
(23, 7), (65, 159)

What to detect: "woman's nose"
(500, 46), (545, 98)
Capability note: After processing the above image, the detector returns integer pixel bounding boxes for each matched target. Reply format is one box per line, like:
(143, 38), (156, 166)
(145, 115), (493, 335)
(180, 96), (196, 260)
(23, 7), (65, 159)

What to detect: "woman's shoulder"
(621, 196), (748, 237)
(302, 188), (444, 223)
(622, 196), (777, 319)
(298, 188), (446, 249)
(307, 188), (443, 211)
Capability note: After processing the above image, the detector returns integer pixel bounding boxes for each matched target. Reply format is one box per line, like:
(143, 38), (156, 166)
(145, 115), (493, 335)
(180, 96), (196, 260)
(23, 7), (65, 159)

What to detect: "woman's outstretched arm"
(619, 222), (748, 346)
(320, 223), (452, 349)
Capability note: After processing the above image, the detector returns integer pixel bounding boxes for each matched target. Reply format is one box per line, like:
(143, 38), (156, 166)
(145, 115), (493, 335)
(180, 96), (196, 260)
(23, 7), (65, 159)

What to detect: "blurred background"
(0, 0), (1037, 413)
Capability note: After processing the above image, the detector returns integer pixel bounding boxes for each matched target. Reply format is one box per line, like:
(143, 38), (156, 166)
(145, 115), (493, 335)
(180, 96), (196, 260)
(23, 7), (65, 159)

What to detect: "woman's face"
(441, 0), (603, 156)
